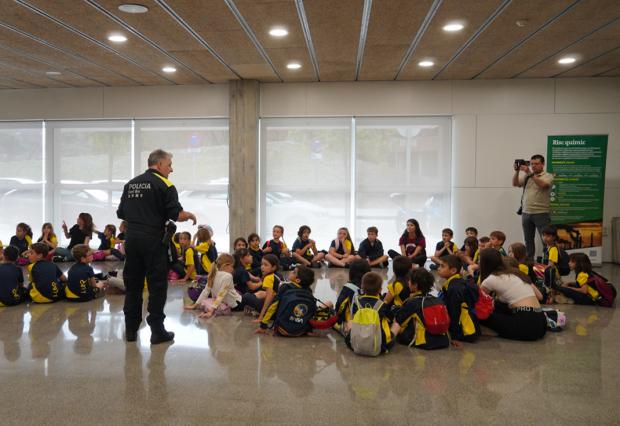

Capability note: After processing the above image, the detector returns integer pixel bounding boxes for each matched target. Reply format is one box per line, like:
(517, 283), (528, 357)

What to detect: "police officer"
(117, 149), (196, 344)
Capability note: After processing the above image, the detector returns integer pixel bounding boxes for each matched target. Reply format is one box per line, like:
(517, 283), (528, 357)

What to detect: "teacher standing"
(512, 154), (554, 259)
(117, 149), (196, 344)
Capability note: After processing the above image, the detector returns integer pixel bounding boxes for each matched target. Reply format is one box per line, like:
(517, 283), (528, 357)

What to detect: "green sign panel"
(547, 135), (607, 263)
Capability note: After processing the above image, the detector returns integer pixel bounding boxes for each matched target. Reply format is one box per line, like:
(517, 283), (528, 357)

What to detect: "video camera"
(514, 159), (530, 169)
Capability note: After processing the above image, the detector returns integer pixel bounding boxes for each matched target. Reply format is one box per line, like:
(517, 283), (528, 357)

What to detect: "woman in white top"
(479, 248), (547, 341)
(185, 253), (242, 318)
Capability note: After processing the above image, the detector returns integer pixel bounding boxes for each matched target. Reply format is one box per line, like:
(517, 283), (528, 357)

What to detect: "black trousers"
(242, 292), (265, 313)
(387, 249), (427, 268)
(481, 304), (547, 341)
(123, 232), (168, 334)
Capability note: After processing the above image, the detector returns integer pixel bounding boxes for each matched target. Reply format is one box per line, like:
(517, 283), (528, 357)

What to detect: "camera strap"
(519, 174), (530, 211)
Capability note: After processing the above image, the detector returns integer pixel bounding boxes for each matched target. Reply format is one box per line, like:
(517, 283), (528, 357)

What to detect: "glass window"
(135, 119), (229, 251)
(355, 117), (451, 250)
(260, 118), (351, 250)
(0, 122), (44, 242)
(48, 121), (132, 246)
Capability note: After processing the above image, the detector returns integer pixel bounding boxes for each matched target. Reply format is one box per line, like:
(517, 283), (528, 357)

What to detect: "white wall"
(1, 77), (618, 260)
(260, 78), (620, 261)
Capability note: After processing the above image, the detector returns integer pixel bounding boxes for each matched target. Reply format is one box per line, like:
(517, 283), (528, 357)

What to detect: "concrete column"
(229, 80), (259, 248)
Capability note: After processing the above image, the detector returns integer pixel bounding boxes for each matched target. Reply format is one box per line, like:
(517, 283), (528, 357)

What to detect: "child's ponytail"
(208, 253), (235, 289)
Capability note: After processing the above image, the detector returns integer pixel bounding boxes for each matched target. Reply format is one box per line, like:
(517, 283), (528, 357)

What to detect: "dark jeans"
(54, 247), (74, 261)
(123, 232), (169, 334)
(481, 303), (547, 341)
(521, 212), (551, 259)
(388, 249), (427, 268)
(558, 286), (596, 305)
(242, 292), (265, 313)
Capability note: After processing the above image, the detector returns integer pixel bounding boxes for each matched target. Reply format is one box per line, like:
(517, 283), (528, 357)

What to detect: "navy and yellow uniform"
(117, 167), (184, 334)
(395, 293), (450, 349)
(440, 274), (480, 342)
(181, 246), (197, 280)
(335, 283), (359, 325)
(261, 272), (280, 292)
(260, 282), (309, 331)
(195, 241), (217, 274)
(263, 239), (287, 257)
(97, 232), (115, 250)
(0, 263), (26, 306)
(249, 247), (263, 271)
(518, 263), (539, 284)
(345, 295), (394, 353)
(387, 280), (410, 307)
(233, 264), (252, 294)
(358, 238), (385, 260)
(9, 235), (32, 255)
(434, 241), (458, 258)
(241, 272), (281, 313)
(28, 261), (65, 303)
(543, 245), (559, 265)
(292, 238), (313, 261)
(66, 263), (100, 302)
(330, 239), (353, 255)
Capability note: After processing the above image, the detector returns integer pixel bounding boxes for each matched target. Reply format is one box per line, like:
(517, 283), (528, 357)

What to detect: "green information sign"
(547, 135), (608, 264)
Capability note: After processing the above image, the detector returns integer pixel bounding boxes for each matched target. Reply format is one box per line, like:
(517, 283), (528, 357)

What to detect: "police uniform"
(117, 168), (183, 336)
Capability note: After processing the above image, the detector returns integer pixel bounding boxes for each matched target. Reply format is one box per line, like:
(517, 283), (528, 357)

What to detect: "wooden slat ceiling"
(0, 0), (617, 89)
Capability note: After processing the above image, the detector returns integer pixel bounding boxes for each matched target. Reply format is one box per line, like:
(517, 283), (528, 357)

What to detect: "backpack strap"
(373, 299), (383, 311)
(344, 283), (359, 294)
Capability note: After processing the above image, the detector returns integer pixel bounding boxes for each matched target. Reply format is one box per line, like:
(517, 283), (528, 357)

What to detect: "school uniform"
(182, 247), (197, 280)
(558, 272), (600, 305)
(37, 235), (58, 249)
(386, 279), (410, 308)
(260, 281), (310, 332)
(264, 239), (294, 269)
(345, 294), (394, 353)
(335, 283), (359, 326)
(249, 247), (263, 275)
(9, 235), (32, 255)
(233, 264), (252, 294)
(358, 239), (385, 261)
(292, 238), (314, 262)
(195, 241), (217, 274)
(66, 262), (101, 302)
(0, 263), (26, 306)
(434, 241), (458, 258)
(440, 274), (480, 342)
(97, 232), (115, 250)
(395, 293), (450, 349)
(28, 261), (65, 303)
(330, 239), (354, 255)
(241, 272), (280, 313)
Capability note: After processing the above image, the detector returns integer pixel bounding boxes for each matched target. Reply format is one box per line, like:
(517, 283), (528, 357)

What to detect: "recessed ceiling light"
(162, 66), (177, 73)
(46, 71), (61, 76)
(418, 60), (435, 68)
(558, 57), (576, 65)
(443, 23), (464, 32)
(108, 34), (128, 43)
(118, 4), (149, 14)
(286, 62), (301, 70)
(269, 27), (288, 37)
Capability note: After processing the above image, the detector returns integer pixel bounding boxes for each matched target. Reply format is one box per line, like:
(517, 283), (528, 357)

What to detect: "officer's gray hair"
(147, 149), (172, 167)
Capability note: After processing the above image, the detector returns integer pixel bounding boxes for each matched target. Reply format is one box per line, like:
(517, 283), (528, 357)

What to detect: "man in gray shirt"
(512, 154), (554, 259)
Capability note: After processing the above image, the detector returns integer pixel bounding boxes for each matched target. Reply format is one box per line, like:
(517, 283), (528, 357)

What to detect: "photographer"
(512, 154), (554, 259)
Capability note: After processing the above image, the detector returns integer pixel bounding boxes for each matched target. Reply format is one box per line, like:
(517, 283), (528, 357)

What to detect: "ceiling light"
(558, 57), (576, 65)
(108, 34), (128, 43)
(46, 71), (61, 76)
(269, 27), (288, 37)
(286, 62), (301, 70)
(443, 23), (464, 32)
(418, 60), (434, 68)
(162, 66), (177, 73)
(118, 4), (149, 13)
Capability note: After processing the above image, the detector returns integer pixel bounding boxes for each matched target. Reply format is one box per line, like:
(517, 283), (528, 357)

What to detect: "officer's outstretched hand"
(178, 210), (197, 225)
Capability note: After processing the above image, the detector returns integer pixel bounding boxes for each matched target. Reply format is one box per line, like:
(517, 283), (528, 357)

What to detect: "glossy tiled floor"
(1, 263), (619, 425)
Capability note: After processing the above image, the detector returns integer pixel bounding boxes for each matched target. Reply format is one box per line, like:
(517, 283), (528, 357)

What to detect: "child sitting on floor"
(233, 248), (261, 294)
(263, 225), (294, 270)
(10, 222), (33, 256)
(557, 253), (601, 305)
(233, 237), (248, 251)
(194, 226), (218, 275)
(256, 265), (317, 336)
(335, 259), (371, 332)
(95, 224), (125, 261)
(291, 225), (325, 268)
(383, 255), (412, 309)
(391, 268), (450, 349)
(65, 244), (106, 302)
(242, 254), (281, 321)
(478, 236), (491, 250)
(185, 254), (242, 318)
(489, 231), (507, 256)
(0, 246), (27, 306)
(27, 243), (67, 303)
(325, 227), (357, 268)
(248, 233), (263, 276)
(438, 255), (480, 345)
(458, 236), (479, 276)
(357, 226), (389, 268)
(431, 228), (458, 270)
(177, 232), (197, 282)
